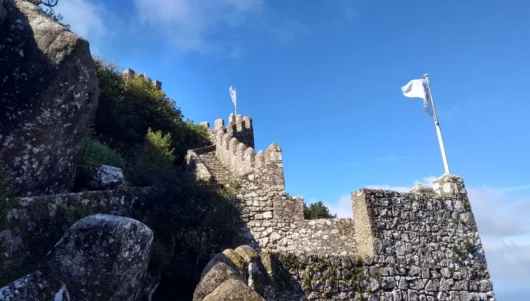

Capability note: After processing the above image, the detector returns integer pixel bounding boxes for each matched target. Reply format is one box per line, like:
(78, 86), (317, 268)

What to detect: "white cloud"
(55, 0), (106, 39)
(133, 0), (308, 55)
(326, 195), (353, 218)
(324, 176), (530, 299)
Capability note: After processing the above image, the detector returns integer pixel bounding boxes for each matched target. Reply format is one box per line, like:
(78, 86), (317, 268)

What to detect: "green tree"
(93, 59), (209, 166)
(303, 201), (336, 219)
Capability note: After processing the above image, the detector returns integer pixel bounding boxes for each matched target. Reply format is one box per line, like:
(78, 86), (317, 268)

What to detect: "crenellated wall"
(197, 114), (356, 256)
(123, 68), (162, 91)
(191, 114), (496, 299)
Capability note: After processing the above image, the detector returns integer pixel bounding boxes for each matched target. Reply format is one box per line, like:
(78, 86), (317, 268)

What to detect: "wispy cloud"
(55, 0), (106, 40)
(133, 0), (308, 55)
(324, 177), (530, 300)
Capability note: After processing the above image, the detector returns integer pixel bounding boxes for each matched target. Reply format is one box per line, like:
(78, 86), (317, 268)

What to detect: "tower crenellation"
(123, 68), (162, 91)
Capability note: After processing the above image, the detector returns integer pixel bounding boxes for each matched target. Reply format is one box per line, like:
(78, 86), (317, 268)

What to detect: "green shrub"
(81, 139), (124, 168)
(93, 59), (208, 165)
(142, 167), (240, 299)
(303, 201), (336, 219)
(125, 129), (176, 186)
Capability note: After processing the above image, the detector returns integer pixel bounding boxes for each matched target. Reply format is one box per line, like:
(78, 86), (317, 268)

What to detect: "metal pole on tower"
(424, 74), (451, 174)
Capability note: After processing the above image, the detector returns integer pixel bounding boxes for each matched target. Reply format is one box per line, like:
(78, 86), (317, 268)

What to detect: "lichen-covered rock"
(193, 260), (240, 301)
(48, 214), (153, 301)
(194, 246), (304, 301)
(409, 183), (436, 194)
(0, 0), (99, 196)
(0, 271), (70, 301)
(195, 247), (266, 301)
(203, 278), (264, 301)
(74, 164), (125, 191)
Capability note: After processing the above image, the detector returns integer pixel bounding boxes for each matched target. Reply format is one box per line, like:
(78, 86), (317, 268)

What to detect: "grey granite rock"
(0, 0), (99, 196)
(48, 214), (153, 301)
(0, 271), (70, 301)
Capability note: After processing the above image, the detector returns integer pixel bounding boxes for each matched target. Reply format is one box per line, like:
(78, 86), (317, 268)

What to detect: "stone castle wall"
(123, 68), (162, 91)
(197, 114), (357, 256)
(192, 114), (496, 300)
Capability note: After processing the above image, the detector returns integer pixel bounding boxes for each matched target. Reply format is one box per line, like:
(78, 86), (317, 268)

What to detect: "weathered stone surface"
(0, 271), (70, 301)
(47, 214), (153, 301)
(409, 183), (436, 194)
(194, 260), (240, 301)
(0, 0), (99, 196)
(195, 246), (304, 301)
(74, 163), (125, 191)
(433, 173), (467, 196)
(192, 114), (357, 255)
(203, 278), (264, 301)
(0, 187), (151, 284)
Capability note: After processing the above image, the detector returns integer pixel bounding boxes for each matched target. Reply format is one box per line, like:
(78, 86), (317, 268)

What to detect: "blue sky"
(56, 0), (530, 299)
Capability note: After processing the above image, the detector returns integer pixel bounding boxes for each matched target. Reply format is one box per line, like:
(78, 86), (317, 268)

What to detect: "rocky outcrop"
(193, 246), (306, 301)
(194, 246), (266, 301)
(74, 163), (125, 191)
(0, 214), (154, 301)
(0, 0), (99, 196)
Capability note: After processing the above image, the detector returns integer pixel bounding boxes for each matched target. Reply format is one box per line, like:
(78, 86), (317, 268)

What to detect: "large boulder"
(0, 0), (99, 196)
(48, 214), (154, 301)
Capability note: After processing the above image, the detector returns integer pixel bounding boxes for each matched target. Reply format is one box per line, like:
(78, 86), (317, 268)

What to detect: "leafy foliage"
(303, 201), (337, 219)
(93, 59), (209, 170)
(140, 168), (241, 299)
(125, 129), (176, 186)
(81, 139), (124, 168)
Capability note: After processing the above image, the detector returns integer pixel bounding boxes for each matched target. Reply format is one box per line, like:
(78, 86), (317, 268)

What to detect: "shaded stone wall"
(0, 187), (151, 285)
(249, 178), (495, 300)
(197, 114), (357, 257)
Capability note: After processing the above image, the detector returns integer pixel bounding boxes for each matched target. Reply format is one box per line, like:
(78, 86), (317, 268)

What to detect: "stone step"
(198, 152), (233, 185)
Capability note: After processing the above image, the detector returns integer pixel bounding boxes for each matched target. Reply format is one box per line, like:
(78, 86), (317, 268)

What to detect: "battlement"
(123, 68), (162, 91)
(202, 113), (255, 148)
(200, 114), (276, 177)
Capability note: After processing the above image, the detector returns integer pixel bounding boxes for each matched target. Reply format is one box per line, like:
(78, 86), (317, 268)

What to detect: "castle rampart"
(191, 114), (496, 299)
(123, 68), (162, 91)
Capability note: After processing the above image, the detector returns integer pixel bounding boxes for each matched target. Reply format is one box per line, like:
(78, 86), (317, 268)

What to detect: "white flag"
(229, 86), (236, 107)
(401, 79), (434, 116)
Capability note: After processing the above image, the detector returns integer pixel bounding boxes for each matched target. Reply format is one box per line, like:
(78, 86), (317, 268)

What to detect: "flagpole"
(424, 74), (451, 174)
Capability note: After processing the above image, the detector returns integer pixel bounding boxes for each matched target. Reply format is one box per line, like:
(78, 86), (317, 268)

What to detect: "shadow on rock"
(0, 214), (154, 301)
(193, 246), (307, 301)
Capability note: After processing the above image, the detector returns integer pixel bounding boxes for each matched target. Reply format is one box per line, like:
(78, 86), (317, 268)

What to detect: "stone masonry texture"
(190, 114), (496, 300)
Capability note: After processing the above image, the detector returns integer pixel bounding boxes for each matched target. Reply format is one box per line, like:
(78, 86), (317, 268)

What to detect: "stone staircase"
(199, 151), (233, 186)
